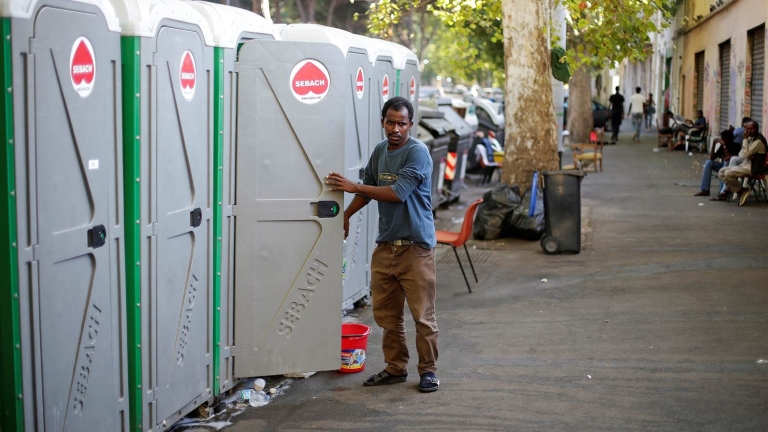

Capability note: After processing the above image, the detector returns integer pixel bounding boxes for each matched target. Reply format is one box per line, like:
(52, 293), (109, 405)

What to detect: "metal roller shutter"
(695, 51), (705, 113)
(720, 41), (731, 132)
(750, 26), (764, 127)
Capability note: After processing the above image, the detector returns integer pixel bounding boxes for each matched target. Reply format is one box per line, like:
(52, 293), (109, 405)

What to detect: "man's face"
(697, 111), (703, 118)
(745, 122), (757, 138)
(382, 107), (412, 146)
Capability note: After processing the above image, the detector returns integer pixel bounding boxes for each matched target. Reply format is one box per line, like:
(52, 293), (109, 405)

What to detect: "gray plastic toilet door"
(342, 48), (373, 309)
(148, 25), (213, 425)
(232, 40), (345, 377)
(11, 3), (127, 431)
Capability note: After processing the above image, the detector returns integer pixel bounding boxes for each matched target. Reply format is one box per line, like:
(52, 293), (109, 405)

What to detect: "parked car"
(419, 86), (443, 102)
(563, 97), (612, 132)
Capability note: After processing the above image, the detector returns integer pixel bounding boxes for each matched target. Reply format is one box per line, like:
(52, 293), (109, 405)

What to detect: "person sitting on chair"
(710, 117), (755, 201)
(717, 121), (768, 206)
(694, 130), (739, 196)
(675, 110), (706, 147)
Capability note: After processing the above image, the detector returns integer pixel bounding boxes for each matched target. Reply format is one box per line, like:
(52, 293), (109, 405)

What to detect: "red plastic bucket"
(339, 323), (372, 373)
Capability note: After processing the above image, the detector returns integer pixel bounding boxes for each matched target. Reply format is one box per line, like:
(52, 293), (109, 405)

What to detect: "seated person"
(659, 110), (675, 135)
(694, 130), (738, 196)
(675, 110), (706, 145)
(711, 117), (758, 200)
(717, 121), (768, 205)
(730, 116), (751, 145)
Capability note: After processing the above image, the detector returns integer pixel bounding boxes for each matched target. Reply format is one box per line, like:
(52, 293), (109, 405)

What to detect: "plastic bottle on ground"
(249, 390), (270, 407)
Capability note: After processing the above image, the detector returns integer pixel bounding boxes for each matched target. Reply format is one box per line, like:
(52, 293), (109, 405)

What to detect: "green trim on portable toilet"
(384, 39), (420, 121)
(187, 0), (279, 396)
(120, 35), (143, 432)
(277, 24), (375, 312)
(1, 0), (127, 431)
(0, 17), (22, 432)
(107, 0), (216, 429)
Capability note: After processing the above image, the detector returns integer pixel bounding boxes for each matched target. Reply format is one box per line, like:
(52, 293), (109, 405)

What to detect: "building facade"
(620, 0), (767, 138)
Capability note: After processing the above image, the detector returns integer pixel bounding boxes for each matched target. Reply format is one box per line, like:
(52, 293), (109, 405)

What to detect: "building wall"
(677, 0), (767, 135)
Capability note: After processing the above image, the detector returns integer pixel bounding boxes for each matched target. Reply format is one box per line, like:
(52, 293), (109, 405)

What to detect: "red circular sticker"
(382, 74), (390, 101)
(180, 51), (196, 101)
(355, 67), (364, 100)
(409, 76), (416, 102)
(290, 59), (331, 105)
(70, 37), (95, 98)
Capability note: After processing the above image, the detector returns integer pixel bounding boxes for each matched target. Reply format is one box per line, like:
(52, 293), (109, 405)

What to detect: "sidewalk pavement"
(184, 127), (768, 431)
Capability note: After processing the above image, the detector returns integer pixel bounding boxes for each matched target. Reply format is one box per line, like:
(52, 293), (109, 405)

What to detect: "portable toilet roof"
(362, 37), (396, 66)
(187, 1), (280, 47)
(379, 39), (419, 70)
(279, 23), (366, 55)
(105, 0), (214, 44)
(0, 0), (122, 30)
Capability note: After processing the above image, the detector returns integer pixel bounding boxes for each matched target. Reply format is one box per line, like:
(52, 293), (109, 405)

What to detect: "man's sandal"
(363, 370), (407, 386)
(709, 194), (728, 201)
(418, 372), (439, 393)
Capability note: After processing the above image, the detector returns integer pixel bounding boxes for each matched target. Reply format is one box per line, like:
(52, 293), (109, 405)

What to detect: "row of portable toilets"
(0, 0), (421, 431)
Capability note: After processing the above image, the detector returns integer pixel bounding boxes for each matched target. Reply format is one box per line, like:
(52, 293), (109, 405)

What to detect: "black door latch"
(190, 208), (203, 228)
(88, 225), (107, 249)
(317, 201), (340, 218)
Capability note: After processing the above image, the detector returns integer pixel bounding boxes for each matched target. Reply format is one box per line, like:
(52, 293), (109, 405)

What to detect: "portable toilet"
(437, 97), (475, 203)
(278, 24), (374, 310)
(0, 1), (127, 431)
(187, 0), (279, 398)
(364, 37), (396, 144)
(381, 39), (420, 120)
(106, 0), (215, 429)
(230, 38), (346, 376)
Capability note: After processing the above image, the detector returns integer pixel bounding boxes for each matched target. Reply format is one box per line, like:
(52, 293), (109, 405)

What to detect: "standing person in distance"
(644, 93), (656, 132)
(608, 86), (625, 143)
(628, 87), (646, 141)
(325, 96), (440, 393)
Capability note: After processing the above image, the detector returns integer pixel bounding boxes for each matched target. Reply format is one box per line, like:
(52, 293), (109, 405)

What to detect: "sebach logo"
(180, 51), (196, 101)
(290, 59), (331, 104)
(382, 74), (390, 101)
(70, 37), (95, 98)
(355, 67), (364, 99)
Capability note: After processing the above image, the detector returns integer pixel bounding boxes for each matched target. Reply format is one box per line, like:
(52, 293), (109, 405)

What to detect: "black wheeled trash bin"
(540, 171), (586, 254)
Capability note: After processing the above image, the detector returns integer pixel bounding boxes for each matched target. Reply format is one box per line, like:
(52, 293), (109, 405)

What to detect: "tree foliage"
(561, 0), (675, 71)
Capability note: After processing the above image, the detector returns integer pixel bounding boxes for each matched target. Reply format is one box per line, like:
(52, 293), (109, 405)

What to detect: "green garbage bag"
(551, 47), (570, 83)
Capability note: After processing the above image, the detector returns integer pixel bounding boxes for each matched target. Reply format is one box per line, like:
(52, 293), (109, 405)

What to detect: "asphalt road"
(186, 127), (768, 432)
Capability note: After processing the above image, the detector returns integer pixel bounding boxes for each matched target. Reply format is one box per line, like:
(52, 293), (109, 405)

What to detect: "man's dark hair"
(742, 117), (752, 124)
(381, 96), (414, 122)
(635, 87), (641, 93)
(698, 109), (704, 116)
(750, 120), (760, 130)
(720, 130), (734, 141)
(615, 86), (620, 92)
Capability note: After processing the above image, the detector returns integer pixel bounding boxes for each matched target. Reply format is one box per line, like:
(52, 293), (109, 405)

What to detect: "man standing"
(325, 96), (440, 393)
(608, 86), (624, 143)
(627, 87), (645, 141)
(717, 121), (768, 205)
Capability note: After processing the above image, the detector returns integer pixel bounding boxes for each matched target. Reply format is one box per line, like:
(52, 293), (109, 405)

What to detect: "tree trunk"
(567, 65), (593, 144)
(273, 0), (282, 23)
(307, 0), (316, 23)
(251, 0), (262, 16)
(294, 0), (307, 23)
(326, 0), (340, 27)
(501, 0), (558, 191)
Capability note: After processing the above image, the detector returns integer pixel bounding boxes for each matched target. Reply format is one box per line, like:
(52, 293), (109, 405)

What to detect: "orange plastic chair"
(435, 198), (483, 293)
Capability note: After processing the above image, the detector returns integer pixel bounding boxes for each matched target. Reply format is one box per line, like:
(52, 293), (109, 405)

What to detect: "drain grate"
(437, 249), (493, 264)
